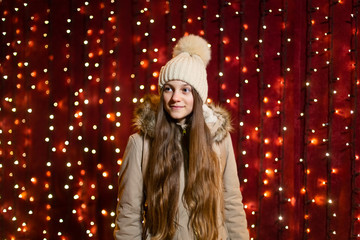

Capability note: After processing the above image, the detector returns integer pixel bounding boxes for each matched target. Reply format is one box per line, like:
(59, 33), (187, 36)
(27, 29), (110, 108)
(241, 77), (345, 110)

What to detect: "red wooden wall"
(0, 0), (360, 239)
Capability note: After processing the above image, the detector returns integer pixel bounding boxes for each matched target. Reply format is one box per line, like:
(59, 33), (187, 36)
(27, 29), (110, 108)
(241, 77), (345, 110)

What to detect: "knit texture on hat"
(158, 34), (211, 103)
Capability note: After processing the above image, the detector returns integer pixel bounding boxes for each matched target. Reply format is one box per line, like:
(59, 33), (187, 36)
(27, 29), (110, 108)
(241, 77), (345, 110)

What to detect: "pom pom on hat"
(173, 34), (211, 67)
(158, 34), (211, 103)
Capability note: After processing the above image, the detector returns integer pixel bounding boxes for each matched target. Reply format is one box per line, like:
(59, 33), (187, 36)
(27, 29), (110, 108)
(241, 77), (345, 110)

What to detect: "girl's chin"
(169, 114), (186, 122)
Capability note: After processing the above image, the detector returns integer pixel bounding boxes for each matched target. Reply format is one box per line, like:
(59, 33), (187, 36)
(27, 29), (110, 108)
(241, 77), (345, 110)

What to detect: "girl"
(114, 35), (249, 240)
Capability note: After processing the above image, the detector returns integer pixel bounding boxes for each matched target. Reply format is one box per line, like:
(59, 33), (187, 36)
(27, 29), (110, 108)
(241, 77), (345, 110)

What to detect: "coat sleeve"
(222, 133), (249, 240)
(114, 134), (144, 240)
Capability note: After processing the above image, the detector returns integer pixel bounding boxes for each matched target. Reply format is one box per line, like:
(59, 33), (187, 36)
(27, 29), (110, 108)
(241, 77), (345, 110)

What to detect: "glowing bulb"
(264, 191), (271, 197)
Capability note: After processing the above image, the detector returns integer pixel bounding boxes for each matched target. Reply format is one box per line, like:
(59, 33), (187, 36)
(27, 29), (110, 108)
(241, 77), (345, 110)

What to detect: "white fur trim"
(203, 104), (218, 123)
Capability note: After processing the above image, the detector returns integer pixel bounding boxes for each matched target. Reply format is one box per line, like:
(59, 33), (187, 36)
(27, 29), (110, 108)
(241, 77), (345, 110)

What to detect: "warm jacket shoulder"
(133, 95), (159, 138)
(132, 94), (232, 143)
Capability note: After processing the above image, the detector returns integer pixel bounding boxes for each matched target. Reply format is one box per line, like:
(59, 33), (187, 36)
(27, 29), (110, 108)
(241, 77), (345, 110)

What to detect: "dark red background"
(0, 0), (360, 239)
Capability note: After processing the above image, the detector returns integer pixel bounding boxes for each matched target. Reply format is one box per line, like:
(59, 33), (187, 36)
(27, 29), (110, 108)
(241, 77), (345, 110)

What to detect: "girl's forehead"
(165, 80), (191, 87)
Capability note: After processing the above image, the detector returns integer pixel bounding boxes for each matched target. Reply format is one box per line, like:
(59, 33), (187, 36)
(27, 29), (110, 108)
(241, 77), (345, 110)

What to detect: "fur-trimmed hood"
(133, 95), (232, 143)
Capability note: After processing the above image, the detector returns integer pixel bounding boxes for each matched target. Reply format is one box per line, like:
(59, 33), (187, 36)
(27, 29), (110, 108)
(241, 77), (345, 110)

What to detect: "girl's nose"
(171, 90), (181, 101)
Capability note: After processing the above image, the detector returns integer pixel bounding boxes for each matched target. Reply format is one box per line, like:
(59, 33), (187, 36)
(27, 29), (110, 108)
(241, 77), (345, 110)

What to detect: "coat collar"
(133, 95), (232, 143)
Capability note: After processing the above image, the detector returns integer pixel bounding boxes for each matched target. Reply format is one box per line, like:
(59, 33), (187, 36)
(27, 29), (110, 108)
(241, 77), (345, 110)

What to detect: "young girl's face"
(163, 80), (194, 124)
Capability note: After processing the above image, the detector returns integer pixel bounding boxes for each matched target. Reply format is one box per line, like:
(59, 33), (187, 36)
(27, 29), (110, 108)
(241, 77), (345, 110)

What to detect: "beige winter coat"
(114, 97), (249, 240)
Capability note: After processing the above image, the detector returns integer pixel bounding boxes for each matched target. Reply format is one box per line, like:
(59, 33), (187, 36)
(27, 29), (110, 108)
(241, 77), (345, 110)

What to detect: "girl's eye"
(163, 86), (173, 92)
(183, 87), (192, 93)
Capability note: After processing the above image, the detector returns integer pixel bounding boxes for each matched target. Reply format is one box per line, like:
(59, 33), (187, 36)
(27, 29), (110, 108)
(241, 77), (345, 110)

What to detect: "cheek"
(162, 93), (170, 105)
(162, 95), (171, 112)
(188, 98), (194, 112)
(189, 96), (194, 107)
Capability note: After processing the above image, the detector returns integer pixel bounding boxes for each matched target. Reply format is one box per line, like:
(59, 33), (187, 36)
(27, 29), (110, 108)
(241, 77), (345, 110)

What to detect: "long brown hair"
(144, 90), (222, 240)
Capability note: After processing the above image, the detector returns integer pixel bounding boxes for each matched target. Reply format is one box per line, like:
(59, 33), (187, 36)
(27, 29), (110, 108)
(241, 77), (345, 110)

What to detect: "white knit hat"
(158, 34), (211, 103)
